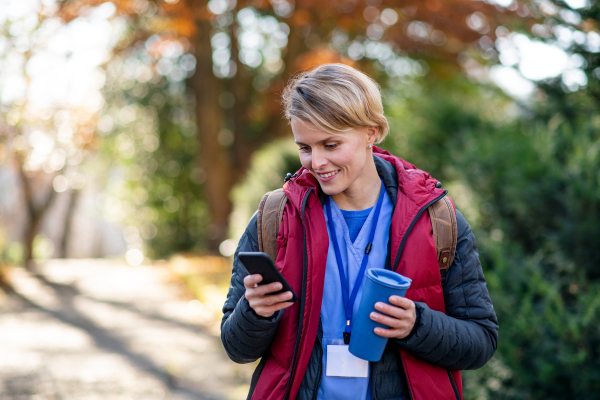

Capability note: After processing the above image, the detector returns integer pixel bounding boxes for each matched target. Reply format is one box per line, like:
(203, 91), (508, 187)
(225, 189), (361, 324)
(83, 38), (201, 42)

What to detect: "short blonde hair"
(282, 63), (389, 143)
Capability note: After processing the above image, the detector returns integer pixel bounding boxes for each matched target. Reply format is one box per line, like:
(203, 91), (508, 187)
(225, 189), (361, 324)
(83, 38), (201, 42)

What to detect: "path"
(0, 259), (254, 400)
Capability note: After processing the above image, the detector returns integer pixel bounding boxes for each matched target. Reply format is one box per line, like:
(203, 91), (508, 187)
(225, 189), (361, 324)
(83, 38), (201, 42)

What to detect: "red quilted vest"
(250, 147), (462, 400)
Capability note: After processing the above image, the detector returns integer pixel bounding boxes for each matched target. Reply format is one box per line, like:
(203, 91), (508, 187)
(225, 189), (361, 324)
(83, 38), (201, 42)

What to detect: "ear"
(366, 126), (379, 145)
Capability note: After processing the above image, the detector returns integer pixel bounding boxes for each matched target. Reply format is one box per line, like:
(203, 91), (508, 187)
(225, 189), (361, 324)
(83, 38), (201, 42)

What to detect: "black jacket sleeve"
(395, 210), (499, 370)
(221, 212), (284, 364)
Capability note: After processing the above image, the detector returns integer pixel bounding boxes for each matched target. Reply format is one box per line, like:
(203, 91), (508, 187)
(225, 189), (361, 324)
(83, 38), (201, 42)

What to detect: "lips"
(316, 169), (340, 181)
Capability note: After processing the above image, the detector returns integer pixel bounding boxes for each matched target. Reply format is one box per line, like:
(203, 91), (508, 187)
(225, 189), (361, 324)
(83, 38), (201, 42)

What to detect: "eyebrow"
(295, 135), (339, 146)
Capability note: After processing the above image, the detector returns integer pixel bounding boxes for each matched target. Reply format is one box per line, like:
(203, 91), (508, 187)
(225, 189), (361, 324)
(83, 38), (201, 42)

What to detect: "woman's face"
(291, 117), (377, 196)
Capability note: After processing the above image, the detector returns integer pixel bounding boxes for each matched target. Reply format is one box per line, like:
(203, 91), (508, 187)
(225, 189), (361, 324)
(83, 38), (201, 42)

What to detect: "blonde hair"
(281, 63), (389, 143)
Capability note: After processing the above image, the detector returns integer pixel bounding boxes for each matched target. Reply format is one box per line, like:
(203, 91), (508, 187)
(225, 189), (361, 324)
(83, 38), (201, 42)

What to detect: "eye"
(325, 143), (338, 149)
(298, 146), (310, 152)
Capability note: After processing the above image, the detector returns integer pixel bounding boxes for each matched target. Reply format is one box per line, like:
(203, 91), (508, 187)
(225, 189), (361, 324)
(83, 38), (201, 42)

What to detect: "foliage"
(98, 45), (208, 259)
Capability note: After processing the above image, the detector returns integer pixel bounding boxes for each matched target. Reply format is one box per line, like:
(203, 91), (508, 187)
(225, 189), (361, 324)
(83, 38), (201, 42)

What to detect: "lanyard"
(325, 179), (385, 344)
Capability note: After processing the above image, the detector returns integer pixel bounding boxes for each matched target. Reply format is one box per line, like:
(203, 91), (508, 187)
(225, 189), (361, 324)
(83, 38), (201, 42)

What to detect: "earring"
(368, 144), (372, 149)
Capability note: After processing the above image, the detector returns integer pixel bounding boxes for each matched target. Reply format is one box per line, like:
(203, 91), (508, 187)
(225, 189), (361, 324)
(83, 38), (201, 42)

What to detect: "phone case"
(238, 252), (298, 302)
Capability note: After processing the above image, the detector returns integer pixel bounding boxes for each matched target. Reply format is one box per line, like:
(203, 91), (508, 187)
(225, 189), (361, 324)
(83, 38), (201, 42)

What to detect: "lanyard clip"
(343, 331), (351, 345)
(343, 320), (351, 344)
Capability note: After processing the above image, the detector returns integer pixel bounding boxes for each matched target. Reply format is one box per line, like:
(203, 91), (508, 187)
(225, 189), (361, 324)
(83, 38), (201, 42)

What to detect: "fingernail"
(370, 312), (377, 320)
(375, 302), (382, 309)
(276, 283), (282, 290)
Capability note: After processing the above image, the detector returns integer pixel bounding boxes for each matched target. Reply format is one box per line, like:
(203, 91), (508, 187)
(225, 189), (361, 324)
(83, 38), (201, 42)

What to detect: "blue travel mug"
(349, 269), (412, 361)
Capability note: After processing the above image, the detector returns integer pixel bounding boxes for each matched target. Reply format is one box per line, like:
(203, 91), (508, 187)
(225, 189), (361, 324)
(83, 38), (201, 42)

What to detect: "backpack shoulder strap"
(428, 196), (458, 284)
(257, 188), (288, 262)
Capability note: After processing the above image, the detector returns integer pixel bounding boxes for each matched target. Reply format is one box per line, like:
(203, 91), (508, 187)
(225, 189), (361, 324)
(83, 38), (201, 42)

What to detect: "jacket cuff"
(239, 295), (284, 326)
(395, 301), (429, 349)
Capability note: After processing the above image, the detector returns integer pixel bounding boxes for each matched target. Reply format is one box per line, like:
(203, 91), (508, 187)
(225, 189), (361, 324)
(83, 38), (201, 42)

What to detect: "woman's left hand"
(370, 296), (417, 339)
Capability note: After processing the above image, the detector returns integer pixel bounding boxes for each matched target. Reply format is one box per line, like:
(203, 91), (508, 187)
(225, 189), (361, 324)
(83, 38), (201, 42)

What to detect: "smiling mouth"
(317, 170), (340, 179)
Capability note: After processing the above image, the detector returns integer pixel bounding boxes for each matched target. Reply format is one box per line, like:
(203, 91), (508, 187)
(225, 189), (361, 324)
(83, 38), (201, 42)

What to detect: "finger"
(244, 287), (263, 301)
(250, 291), (293, 307)
(373, 326), (404, 338)
(370, 311), (405, 329)
(243, 274), (263, 288)
(260, 291), (293, 306)
(254, 282), (284, 296)
(374, 302), (406, 319)
(274, 291), (294, 303)
(389, 296), (413, 309)
(245, 284), (284, 303)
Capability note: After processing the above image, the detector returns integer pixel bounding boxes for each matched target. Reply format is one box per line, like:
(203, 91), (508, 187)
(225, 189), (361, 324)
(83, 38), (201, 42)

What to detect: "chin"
(317, 181), (345, 196)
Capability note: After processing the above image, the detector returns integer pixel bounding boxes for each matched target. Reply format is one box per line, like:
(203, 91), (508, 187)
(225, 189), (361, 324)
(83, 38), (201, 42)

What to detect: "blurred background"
(0, 0), (599, 398)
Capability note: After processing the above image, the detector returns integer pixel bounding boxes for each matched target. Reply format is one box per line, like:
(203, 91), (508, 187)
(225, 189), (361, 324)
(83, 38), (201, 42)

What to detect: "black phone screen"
(238, 252), (298, 302)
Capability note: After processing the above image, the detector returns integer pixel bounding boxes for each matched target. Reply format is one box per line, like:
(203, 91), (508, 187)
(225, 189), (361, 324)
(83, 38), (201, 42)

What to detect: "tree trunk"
(191, 18), (307, 253)
(192, 19), (231, 252)
(59, 188), (80, 258)
(23, 213), (43, 270)
(15, 156), (58, 270)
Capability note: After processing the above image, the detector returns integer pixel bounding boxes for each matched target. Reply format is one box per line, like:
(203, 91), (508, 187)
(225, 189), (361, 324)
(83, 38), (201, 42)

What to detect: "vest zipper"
(284, 187), (313, 400)
(447, 369), (461, 400)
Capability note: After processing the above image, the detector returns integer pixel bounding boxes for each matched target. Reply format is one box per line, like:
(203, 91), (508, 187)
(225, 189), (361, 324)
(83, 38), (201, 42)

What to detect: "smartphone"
(238, 252), (298, 302)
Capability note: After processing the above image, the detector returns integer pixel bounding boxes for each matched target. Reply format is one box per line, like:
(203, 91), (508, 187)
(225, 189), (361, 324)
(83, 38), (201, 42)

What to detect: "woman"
(221, 64), (498, 400)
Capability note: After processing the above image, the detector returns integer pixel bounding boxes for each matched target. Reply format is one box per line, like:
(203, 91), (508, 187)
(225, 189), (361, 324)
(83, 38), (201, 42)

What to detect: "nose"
(311, 148), (327, 171)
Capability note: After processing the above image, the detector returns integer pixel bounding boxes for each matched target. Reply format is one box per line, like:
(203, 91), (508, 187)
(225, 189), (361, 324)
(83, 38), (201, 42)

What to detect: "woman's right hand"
(243, 274), (295, 318)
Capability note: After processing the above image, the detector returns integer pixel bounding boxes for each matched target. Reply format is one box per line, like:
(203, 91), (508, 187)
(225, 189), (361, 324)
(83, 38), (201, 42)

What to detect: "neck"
(332, 157), (381, 211)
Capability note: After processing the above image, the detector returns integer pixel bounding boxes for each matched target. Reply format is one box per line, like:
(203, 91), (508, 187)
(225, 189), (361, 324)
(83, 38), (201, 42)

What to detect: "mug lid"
(367, 269), (412, 289)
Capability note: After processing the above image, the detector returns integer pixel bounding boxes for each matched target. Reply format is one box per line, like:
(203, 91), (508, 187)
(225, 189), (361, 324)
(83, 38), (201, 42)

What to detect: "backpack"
(257, 188), (458, 285)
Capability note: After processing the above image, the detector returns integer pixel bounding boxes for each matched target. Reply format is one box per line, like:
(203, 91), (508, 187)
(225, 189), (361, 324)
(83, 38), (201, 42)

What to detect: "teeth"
(319, 170), (338, 178)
